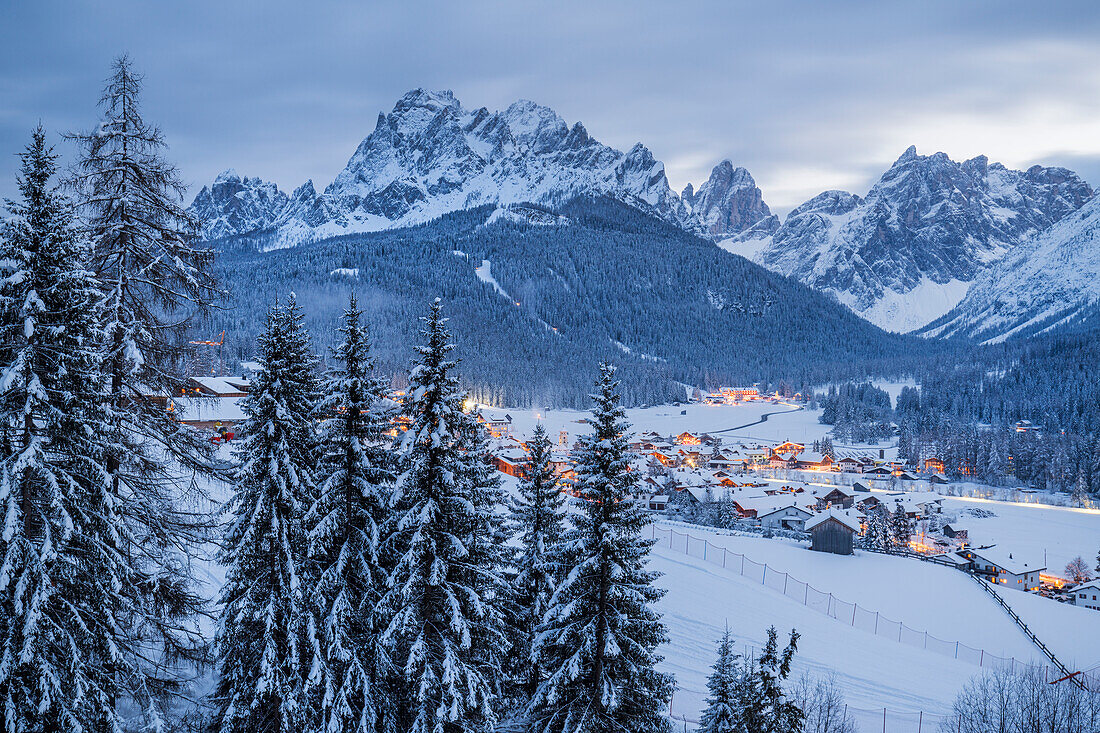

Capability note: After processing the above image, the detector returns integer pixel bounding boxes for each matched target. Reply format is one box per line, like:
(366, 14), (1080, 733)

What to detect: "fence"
(651, 523), (1100, 691)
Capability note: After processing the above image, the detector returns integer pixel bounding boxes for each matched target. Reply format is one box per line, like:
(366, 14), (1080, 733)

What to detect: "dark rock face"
(688, 160), (774, 237)
(189, 170), (289, 240)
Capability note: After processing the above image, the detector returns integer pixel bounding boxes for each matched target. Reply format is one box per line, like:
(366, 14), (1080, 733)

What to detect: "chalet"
(835, 456), (863, 473)
(855, 495), (882, 511)
(1073, 580), (1100, 611)
(492, 448), (527, 478)
(796, 452), (835, 471)
(476, 412), (513, 439)
(930, 473), (950, 484)
(942, 524), (968, 540)
(757, 504), (814, 531)
(815, 486), (854, 510)
(964, 546), (1044, 591)
(923, 457), (946, 474)
(675, 431), (702, 445)
(187, 376), (250, 397)
(895, 471), (919, 481)
(676, 446), (708, 467)
(863, 465), (892, 477)
(733, 495), (813, 519)
(771, 441), (805, 459)
(648, 495), (670, 511)
(747, 448), (771, 465)
(651, 447), (679, 467)
(806, 510), (861, 555)
(769, 453), (799, 470)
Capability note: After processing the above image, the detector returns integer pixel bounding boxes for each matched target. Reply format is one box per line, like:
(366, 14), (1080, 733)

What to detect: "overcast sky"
(3, 1), (1100, 215)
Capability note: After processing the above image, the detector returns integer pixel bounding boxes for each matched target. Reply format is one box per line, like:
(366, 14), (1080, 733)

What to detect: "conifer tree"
(754, 627), (803, 733)
(0, 125), (118, 731)
(212, 298), (321, 733)
(529, 363), (674, 733)
(308, 297), (397, 733)
(508, 423), (567, 700)
(889, 500), (911, 548)
(455, 401), (510, 709)
(379, 299), (495, 733)
(67, 55), (217, 702)
(699, 627), (742, 733)
(862, 505), (889, 551)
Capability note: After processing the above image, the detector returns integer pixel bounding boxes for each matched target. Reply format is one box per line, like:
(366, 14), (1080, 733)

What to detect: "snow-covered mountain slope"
(681, 160), (777, 238)
(190, 89), (704, 247)
(920, 194), (1100, 342)
(726, 148), (1094, 333)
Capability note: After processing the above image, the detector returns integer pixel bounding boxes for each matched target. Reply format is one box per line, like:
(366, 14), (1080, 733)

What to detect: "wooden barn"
(806, 511), (861, 555)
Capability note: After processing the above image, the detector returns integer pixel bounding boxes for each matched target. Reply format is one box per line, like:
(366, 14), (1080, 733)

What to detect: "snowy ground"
(477, 400), (839, 448)
(937, 496), (1100, 584)
(649, 521), (1100, 731)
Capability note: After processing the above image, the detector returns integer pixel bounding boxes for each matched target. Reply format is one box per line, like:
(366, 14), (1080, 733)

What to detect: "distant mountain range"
(190, 89), (1096, 338)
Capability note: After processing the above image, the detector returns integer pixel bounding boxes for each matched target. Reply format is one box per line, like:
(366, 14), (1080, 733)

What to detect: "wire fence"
(651, 523), (1100, 694)
(669, 705), (952, 733)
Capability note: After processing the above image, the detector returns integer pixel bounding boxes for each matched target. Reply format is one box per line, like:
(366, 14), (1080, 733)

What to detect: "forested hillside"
(205, 197), (940, 406)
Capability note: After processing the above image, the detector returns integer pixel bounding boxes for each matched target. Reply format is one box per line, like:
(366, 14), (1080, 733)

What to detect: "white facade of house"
(1073, 580), (1100, 610)
(757, 505), (813, 531)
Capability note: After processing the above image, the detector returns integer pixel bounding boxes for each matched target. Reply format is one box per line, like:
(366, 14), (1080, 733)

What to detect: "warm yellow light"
(463, 399), (475, 413)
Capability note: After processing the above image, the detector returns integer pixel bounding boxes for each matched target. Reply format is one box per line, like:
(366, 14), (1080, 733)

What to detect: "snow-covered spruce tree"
(454, 397), (510, 710)
(67, 55), (218, 702)
(698, 627), (742, 733)
(529, 364), (674, 733)
(307, 297), (397, 733)
(754, 627), (803, 733)
(212, 298), (321, 733)
(889, 501), (910, 548)
(507, 423), (567, 701)
(379, 299), (496, 733)
(0, 125), (120, 731)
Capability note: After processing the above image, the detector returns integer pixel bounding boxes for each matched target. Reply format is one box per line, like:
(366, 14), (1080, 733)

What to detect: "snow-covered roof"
(174, 396), (246, 423)
(757, 504), (813, 519)
(968, 546), (1045, 575)
(805, 509), (861, 533)
(191, 376), (250, 395)
(734, 495), (810, 515)
(1075, 579), (1100, 592)
(932, 552), (972, 567)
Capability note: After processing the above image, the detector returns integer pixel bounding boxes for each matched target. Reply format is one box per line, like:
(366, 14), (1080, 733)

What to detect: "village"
(173, 375), (1100, 611)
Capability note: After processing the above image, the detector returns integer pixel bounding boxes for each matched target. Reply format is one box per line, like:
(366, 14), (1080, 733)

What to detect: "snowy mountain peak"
(190, 88), (729, 247)
(747, 148), (1094, 332)
(922, 194), (1100, 342)
(686, 159), (774, 237)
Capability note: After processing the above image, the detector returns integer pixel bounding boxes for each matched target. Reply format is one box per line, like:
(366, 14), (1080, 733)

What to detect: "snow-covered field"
(649, 521), (1100, 731)
(478, 400), (837, 447)
(937, 496), (1100, 586)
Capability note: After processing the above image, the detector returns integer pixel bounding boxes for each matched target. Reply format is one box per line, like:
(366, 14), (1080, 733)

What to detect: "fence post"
(899, 624), (903, 642)
(874, 612), (879, 635)
(955, 641), (958, 659)
(783, 573), (788, 594)
(882, 707), (886, 733)
(924, 631), (928, 649)
(852, 603), (857, 625)
(980, 649), (984, 666)
(722, 547), (727, 569)
(741, 555), (745, 575)
(762, 565), (767, 585)
(918, 710), (922, 733)
(804, 583), (808, 604)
